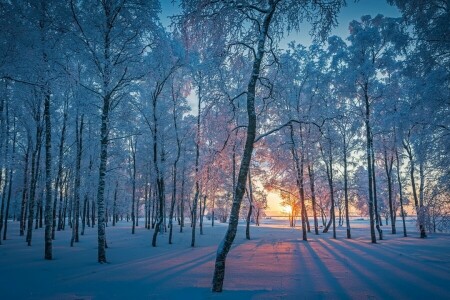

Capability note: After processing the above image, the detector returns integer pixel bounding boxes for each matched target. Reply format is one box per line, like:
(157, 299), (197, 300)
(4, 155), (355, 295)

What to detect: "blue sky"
(159, 0), (401, 47)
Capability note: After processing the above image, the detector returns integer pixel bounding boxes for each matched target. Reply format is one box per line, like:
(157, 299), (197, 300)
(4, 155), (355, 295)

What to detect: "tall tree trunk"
(308, 163), (319, 235)
(200, 195), (207, 235)
(19, 141), (31, 236)
(191, 80), (202, 247)
(3, 117), (17, 240)
(43, 84), (53, 259)
(81, 194), (88, 234)
(395, 147), (407, 237)
(96, 93), (110, 261)
(112, 182), (118, 227)
(371, 141), (383, 240)
(53, 98), (67, 239)
(144, 180), (148, 229)
(57, 171), (67, 231)
(364, 87), (376, 244)
(179, 159), (186, 233)
(0, 94), (9, 245)
(343, 140), (351, 239)
(26, 115), (43, 246)
(71, 115), (83, 247)
(290, 125), (307, 241)
(321, 138), (336, 239)
(0, 90), (5, 245)
(151, 86), (165, 247)
(212, 6), (275, 292)
(383, 146), (396, 234)
(418, 159), (426, 238)
(130, 138), (137, 235)
(62, 180), (67, 230)
(38, 195), (43, 229)
(169, 92), (181, 243)
(151, 189), (156, 229)
(245, 169), (254, 240)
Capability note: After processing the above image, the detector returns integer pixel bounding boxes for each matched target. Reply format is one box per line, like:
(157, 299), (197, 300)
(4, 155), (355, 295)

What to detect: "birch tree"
(181, 0), (344, 292)
(70, 0), (160, 262)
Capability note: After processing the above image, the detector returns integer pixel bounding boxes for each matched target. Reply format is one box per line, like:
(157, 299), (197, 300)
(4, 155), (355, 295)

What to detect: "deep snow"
(0, 218), (449, 299)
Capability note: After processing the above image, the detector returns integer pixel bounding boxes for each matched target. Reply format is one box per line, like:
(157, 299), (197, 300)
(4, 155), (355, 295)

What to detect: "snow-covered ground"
(0, 219), (449, 299)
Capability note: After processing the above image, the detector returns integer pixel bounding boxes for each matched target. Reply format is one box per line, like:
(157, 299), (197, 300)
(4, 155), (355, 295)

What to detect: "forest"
(0, 0), (449, 296)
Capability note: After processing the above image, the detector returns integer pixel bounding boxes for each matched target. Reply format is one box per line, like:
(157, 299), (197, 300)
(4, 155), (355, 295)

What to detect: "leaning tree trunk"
(212, 6), (275, 292)
(245, 169), (254, 240)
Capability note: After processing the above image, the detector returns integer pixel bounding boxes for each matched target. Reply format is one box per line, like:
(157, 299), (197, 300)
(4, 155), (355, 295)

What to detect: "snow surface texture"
(0, 219), (449, 299)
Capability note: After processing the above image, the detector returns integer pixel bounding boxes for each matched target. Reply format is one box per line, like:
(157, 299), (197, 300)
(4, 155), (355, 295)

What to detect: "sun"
(281, 206), (292, 215)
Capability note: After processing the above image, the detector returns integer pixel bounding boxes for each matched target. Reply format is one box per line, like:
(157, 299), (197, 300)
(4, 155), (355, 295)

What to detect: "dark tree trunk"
(71, 115), (83, 247)
(245, 169), (254, 240)
(3, 117), (17, 240)
(383, 146), (396, 234)
(53, 98), (67, 239)
(169, 93), (181, 243)
(43, 83), (53, 259)
(26, 113), (43, 246)
(395, 148), (407, 237)
(321, 136), (336, 239)
(200, 195), (207, 235)
(190, 77), (202, 247)
(86, 197), (90, 228)
(308, 163), (319, 235)
(112, 182), (118, 227)
(96, 92), (110, 262)
(212, 6), (275, 292)
(179, 160), (186, 233)
(151, 85), (165, 247)
(81, 194), (88, 235)
(0, 93), (5, 246)
(290, 125), (307, 241)
(343, 141), (351, 239)
(19, 141), (31, 236)
(371, 141), (383, 240)
(0, 97), (11, 244)
(363, 86), (377, 243)
(130, 138), (137, 235)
